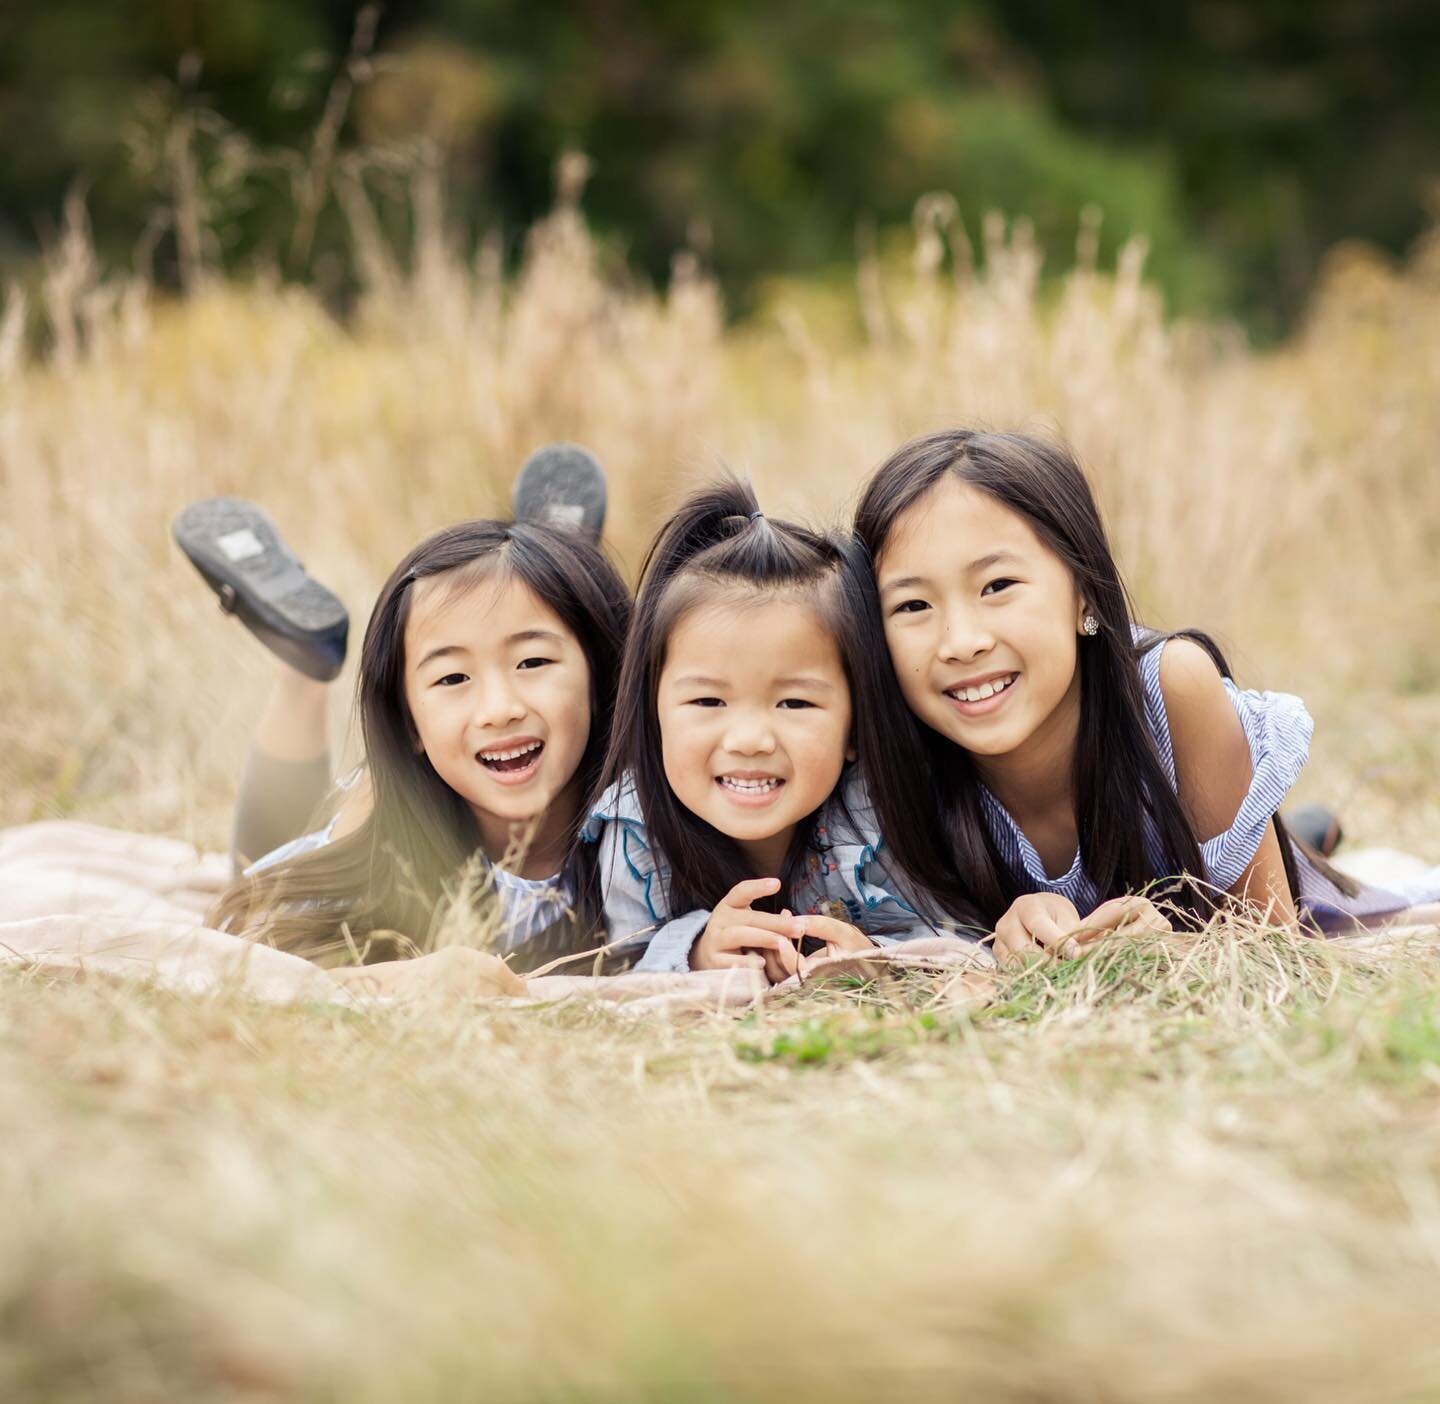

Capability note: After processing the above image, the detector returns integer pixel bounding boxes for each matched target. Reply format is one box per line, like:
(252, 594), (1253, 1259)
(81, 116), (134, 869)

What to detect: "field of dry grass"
(3, 181), (1440, 1398)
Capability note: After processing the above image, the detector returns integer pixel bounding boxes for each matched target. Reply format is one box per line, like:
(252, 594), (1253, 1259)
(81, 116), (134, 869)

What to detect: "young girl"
(209, 515), (632, 975)
(174, 443), (610, 869)
(850, 428), (1440, 960)
(586, 480), (968, 979)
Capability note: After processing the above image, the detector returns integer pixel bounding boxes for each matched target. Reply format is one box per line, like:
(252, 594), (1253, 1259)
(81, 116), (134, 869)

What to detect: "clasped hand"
(689, 877), (875, 982)
(990, 892), (1172, 964)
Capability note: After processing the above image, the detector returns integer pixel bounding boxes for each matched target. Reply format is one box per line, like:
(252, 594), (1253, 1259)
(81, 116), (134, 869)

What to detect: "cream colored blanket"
(0, 822), (994, 1012)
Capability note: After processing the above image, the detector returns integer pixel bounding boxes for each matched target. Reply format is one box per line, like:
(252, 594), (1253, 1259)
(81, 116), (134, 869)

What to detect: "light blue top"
(246, 814), (572, 954)
(979, 635), (1425, 927)
(582, 769), (962, 973)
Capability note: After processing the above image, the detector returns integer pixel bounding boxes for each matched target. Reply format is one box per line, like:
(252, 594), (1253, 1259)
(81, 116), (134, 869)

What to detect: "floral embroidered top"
(583, 770), (966, 973)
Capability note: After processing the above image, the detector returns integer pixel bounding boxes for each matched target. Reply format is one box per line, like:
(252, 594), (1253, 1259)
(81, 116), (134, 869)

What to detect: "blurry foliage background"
(2, 0), (1438, 337)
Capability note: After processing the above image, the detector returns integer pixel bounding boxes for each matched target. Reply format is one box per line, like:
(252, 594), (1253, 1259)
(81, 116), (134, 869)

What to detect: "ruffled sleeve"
(1140, 640), (1314, 893)
(814, 773), (979, 945)
(582, 776), (709, 973)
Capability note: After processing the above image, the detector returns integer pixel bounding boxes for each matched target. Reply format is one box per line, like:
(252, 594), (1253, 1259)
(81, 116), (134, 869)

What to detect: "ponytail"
(603, 477), (863, 917)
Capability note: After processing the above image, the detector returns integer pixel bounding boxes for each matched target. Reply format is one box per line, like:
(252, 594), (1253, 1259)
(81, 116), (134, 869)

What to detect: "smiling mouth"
(945, 672), (1018, 705)
(478, 739), (545, 774)
(716, 774), (785, 804)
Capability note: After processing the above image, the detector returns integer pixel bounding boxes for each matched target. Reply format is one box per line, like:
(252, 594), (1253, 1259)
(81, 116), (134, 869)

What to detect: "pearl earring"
(1082, 615), (1099, 636)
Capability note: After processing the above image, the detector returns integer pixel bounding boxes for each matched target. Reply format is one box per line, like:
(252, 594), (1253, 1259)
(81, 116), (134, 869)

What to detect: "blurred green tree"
(1, 0), (1436, 333)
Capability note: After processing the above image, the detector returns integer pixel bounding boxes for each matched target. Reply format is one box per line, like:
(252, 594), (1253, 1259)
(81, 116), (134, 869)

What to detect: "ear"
(1075, 599), (1092, 636)
(846, 743), (858, 763)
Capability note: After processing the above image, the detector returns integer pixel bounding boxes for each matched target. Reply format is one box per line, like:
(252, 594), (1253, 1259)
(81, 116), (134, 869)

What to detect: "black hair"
(602, 478), (865, 918)
(851, 428), (1309, 928)
(212, 518), (631, 967)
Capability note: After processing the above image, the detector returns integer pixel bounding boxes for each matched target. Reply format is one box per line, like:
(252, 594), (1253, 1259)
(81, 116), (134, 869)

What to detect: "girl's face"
(875, 476), (1088, 771)
(403, 571), (592, 858)
(657, 594), (853, 875)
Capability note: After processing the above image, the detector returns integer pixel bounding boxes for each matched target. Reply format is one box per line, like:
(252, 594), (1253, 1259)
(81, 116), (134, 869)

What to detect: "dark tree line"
(2, 0), (1436, 334)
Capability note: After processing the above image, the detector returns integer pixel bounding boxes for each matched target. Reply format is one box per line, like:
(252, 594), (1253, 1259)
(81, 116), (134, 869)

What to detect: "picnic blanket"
(0, 822), (995, 1012)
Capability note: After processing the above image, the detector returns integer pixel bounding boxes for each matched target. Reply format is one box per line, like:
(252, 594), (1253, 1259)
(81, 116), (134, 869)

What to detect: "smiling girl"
(851, 428), (1440, 960)
(586, 480), (959, 979)
(211, 517), (631, 973)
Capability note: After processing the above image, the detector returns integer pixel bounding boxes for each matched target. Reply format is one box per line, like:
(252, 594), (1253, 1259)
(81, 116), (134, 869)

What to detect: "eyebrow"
(670, 674), (835, 691)
(506, 628), (566, 646)
(416, 644), (466, 670)
(414, 628), (566, 671)
(879, 551), (1022, 594)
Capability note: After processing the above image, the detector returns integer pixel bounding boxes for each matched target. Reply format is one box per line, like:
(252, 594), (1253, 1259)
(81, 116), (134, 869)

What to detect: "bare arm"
(1160, 639), (1298, 925)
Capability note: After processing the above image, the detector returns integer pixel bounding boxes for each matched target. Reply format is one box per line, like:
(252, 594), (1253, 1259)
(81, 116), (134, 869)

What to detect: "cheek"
(790, 715), (850, 782)
(403, 687), (442, 755)
(883, 622), (927, 675)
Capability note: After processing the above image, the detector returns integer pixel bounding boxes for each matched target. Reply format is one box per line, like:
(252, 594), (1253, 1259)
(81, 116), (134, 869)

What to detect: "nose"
(722, 711), (777, 757)
(935, 604), (995, 665)
(470, 671), (528, 729)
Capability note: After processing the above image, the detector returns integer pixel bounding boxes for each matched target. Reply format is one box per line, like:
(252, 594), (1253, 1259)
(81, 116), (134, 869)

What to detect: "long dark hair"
(851, 428), (1302, 927)
(212, 519), (631, 965)
(603, 479), (866, 917)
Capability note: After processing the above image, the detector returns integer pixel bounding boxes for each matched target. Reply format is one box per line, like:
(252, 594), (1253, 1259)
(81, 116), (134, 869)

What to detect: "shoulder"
(581, 774), (647, 843)
(820, 768), (879, 847)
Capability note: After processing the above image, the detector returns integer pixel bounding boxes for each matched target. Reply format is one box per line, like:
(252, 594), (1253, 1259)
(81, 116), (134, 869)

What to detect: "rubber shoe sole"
(512, 443), (608, 542)
(173, 498), (349, 682)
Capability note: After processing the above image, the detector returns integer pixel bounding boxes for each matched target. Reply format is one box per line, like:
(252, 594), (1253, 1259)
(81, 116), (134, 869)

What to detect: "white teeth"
(479, 741), (543, 762)
(951, 674), (1016, 704)
(719, 776), (781, 794)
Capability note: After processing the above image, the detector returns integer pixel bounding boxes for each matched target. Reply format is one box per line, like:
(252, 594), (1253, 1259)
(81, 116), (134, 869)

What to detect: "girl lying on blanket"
(193, 507), (632, 976)
(174, 445), (609, 871)
(849, 428), (1440, 961)
(586, 479), (981, 982)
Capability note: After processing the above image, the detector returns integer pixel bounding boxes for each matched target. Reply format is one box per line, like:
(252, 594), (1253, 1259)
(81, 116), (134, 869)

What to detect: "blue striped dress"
(977, 636), (1429, 931)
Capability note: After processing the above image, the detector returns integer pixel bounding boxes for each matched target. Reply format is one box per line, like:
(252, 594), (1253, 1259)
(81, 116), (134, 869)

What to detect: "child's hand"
(798, 914), (876, 962)
(1078, 895), (1172, 944)
(991, 892), (1172, 963)
(691, 877), (803, 983)
(991, 893), (1085, 963)
(328, 946), (527, 1000)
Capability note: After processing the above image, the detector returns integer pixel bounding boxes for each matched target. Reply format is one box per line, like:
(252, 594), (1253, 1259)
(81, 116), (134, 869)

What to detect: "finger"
(799, 914), (854, 944)
(710, 951), (766, 971)
(762, 949), (798, 984)
(723, 928), (801, 975)
(991, 922), (1038, 962)
(720, 877), (784, 910)
(1022, 911), (1072, 952)
(721, 907), (806, 941)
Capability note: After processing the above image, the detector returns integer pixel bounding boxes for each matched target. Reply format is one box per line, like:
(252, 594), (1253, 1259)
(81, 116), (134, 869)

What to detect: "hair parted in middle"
(850, 427), (1307, 928)
(602, 477), (869, 918)
(212, 516), (632, 967)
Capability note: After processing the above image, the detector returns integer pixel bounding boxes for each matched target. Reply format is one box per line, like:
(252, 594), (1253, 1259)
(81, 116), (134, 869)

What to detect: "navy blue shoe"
(1286, 804), (1343, 857)
(173, 498), (349, 682)
(512, 443), (608, 542)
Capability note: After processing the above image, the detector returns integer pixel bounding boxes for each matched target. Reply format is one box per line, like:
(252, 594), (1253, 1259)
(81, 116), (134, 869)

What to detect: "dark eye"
(688, 697), (725, 708)
(434, 672), (468, 687)
(517, 657), (554, 670)
(981, 578), (1017, 597)
(890, 599), (929, 615)
(778, 698), (816, 710)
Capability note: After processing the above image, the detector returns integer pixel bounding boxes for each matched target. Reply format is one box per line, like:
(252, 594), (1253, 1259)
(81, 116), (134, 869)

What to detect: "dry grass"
(7, 928), (1440, 1401)
(3, 179), (1440, 1397)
